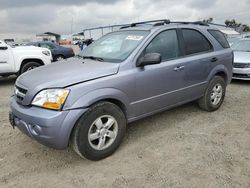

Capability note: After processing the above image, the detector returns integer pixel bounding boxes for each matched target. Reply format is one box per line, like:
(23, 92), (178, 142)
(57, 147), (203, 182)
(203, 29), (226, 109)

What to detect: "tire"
(198, 76), (226, 112)
(54, 55), (65, 61)
(20, 62), (41, 75)
(71, 102), (126, 161)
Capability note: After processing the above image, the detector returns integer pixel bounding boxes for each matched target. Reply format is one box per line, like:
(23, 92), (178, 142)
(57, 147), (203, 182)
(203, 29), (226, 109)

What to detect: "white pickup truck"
(0, 40), (52, 77)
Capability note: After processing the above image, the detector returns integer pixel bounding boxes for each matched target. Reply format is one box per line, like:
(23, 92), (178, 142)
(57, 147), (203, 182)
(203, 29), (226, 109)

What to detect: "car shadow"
(231, 79), (250, 86)
(0, 76), (16, 86)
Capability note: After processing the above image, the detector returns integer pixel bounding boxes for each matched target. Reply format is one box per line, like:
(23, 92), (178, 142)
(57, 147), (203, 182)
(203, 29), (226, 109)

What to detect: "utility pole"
(70, 17), (74, 45)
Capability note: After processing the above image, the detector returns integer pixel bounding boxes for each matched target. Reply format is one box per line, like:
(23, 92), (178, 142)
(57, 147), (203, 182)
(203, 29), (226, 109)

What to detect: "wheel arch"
(64, 88), (131, 117)
(207, 65), (231, 84)
(67, 98), (128, 149)
(19, 58), (44, 73)
(90, 98), (127, 118)
(215, 71), (228, 83)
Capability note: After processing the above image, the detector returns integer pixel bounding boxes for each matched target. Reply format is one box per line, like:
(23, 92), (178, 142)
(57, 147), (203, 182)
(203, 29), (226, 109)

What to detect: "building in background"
(36, 32), (61, 43)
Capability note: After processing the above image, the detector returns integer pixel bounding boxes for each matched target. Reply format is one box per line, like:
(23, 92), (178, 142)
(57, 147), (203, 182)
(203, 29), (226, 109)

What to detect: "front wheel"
(20, 62), (41, 75)
(71, 102), (126, 161)
(198, 76), (226, 112)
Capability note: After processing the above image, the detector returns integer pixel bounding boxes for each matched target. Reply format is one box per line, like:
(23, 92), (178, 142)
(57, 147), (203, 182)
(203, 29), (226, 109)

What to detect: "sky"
(0, 0), (250, 39)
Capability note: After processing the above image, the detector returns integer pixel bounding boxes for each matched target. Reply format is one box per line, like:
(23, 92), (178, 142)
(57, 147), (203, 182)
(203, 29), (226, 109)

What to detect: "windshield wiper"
(81, 56), (104, 62)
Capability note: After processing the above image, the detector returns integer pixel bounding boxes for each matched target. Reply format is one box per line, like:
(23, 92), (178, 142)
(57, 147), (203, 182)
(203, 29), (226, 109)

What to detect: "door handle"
(210, 57), (218, 62)
(174, 66), (185, 72)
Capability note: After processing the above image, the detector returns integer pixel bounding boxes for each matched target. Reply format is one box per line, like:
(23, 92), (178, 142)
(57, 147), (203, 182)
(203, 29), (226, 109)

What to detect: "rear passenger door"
(177, 28), (215, 100)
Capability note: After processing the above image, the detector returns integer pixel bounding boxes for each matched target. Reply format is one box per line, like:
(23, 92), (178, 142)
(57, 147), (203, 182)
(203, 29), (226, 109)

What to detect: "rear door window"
(181, 29), (213, 55)
(145, 29), (179, 61)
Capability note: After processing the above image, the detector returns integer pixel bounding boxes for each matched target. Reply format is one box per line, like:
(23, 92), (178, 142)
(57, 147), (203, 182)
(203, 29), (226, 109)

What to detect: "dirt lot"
(0, 76), (249, 188)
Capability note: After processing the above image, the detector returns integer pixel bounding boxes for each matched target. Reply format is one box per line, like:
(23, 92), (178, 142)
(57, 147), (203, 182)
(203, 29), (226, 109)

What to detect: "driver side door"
(132, 29), (186, 117)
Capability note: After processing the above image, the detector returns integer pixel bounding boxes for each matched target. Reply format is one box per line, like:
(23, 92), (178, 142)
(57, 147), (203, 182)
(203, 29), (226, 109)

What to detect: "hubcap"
(27, 66), (36, 71)
(88, 115), (118, 151)
(56, 56), (64, 61)
(210, 83), (223, 106)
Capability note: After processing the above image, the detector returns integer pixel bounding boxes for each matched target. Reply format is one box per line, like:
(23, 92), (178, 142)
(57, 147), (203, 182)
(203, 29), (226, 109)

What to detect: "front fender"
(64, 88), (131, 114)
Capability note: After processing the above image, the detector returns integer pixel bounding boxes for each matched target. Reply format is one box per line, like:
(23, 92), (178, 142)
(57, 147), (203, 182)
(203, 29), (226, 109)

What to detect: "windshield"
(231, 40), (250, 52)
(79, 30), (149, 63)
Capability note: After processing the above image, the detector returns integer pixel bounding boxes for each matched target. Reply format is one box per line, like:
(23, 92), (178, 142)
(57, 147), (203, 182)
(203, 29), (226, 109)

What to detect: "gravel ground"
(0, 76), (249, 188)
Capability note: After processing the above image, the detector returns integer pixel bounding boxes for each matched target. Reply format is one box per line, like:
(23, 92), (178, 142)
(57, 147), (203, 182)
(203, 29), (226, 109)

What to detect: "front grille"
(15, 85), (28, 102)
(16, 95), (24, 101)
(16, 86), (27, 95)
(233, 63), (249, 68)
(233, 73), (250, 79)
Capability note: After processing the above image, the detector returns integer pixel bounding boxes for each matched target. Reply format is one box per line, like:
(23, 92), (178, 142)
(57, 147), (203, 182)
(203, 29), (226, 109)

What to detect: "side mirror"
(0, 42), (8, 50)
(137, 53), (161, 67)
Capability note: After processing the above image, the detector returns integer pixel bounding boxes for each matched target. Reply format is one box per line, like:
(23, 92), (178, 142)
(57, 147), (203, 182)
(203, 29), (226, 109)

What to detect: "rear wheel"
(198, 76), (226, 112)
(71, 102), (126, 161)
(20, 62), (41, 75)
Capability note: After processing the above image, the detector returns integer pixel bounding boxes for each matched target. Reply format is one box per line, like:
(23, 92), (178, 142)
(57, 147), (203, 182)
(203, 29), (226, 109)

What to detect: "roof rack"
(120, 19), (170, 29)
(119, 20), (210, 29)
(79, 19), (210, 38)
(169, 21), (209, 26)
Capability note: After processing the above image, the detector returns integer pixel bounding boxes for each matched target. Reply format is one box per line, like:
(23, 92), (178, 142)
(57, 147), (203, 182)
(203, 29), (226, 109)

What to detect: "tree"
(225, 19), (250, 32)
(242, 25), (250, 32)
(225, 19), (239, 27)
(203, 18), (213, 23)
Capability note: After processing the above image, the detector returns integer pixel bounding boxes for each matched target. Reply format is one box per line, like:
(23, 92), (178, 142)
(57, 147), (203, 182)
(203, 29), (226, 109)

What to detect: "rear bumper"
(10, 97), (88, 149)
(233, 68), (250, 80)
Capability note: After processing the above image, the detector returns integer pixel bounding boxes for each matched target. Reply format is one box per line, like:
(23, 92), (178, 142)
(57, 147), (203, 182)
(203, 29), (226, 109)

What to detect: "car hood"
(16, 57), (120, 92)
(234, 51), (250, 63)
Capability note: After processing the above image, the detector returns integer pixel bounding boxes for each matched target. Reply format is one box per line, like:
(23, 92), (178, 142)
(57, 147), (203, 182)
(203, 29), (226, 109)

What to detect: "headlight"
(42, 50), (50, 56)
(32, 89), (69, 110)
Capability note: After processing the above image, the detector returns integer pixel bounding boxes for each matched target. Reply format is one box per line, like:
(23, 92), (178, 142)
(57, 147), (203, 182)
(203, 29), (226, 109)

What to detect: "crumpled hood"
(16, 57), (120, 92)
(234, 51), (250, 64)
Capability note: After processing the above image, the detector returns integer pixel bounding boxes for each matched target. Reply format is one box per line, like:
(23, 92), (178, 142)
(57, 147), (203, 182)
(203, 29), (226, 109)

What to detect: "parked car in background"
(231, 38), (250, 80)
(227, 36), (242, 46)
(0, 40), (52, 77)
(10, 20), (233, 160)
(26, 41), (75, 61)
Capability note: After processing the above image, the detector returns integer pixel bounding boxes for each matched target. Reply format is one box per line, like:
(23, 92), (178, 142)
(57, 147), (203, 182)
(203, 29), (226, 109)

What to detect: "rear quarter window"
(208, 30), (230, 48)
(182, 29), (213, 55)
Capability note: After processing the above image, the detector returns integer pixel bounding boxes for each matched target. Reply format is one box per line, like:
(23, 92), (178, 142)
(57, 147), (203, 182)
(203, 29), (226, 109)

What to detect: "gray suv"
(9, 20), (233, 160)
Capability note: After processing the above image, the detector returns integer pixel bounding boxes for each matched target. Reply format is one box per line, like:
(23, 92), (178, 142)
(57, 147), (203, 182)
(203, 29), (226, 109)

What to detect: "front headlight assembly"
(42, 50), (50, 56)
(32, 89), (70, 110)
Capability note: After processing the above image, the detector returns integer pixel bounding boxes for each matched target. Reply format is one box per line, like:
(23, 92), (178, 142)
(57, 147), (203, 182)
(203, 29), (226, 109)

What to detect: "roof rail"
(169, 21), (209, 26)
(120, 19), (170, 29)
(119, 20), (209, 29)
